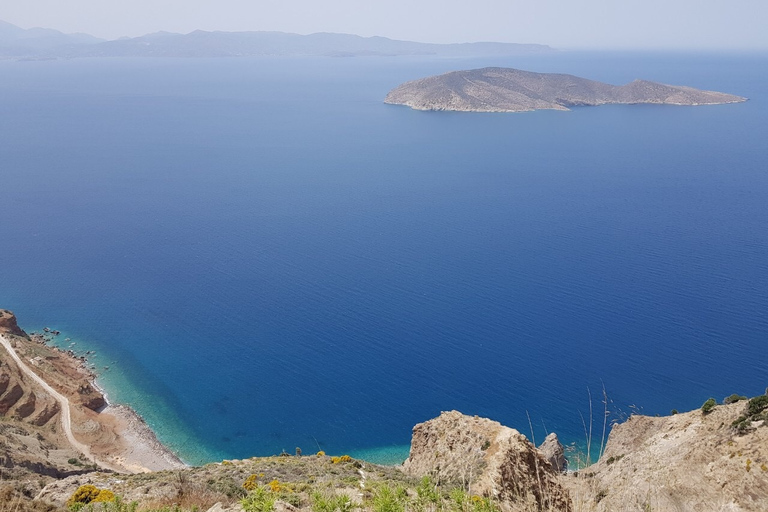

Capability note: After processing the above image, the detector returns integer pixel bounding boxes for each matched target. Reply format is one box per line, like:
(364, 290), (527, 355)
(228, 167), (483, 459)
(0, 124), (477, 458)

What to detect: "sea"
(0, 51), (766, 466)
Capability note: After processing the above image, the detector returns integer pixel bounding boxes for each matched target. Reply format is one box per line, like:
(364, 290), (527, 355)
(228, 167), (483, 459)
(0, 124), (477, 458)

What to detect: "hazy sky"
(2, 0), (767, 49)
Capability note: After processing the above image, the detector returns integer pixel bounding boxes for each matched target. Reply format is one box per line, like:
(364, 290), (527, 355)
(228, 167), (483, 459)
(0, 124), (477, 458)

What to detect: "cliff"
(384, 67), (747, 112)
(403, 411), (571, 512)
(564, 399), (768, 511)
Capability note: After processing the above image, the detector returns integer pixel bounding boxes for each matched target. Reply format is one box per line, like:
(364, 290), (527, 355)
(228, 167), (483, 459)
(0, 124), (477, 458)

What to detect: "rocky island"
(2, 309), (767, 511)
(384, 67), (747, 112)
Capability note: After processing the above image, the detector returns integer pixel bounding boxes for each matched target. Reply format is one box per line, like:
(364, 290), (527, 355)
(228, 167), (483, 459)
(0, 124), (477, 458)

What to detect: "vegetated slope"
(384, 67), (747, 112)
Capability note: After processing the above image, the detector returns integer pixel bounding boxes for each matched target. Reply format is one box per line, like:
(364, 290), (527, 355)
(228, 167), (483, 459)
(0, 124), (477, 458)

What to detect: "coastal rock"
(538, 433), (567, 473)
(564, 400), (768, 512)
(403, 411), (571, 511)
(385, 67), (747, 112)
(0, 310), (26, 337)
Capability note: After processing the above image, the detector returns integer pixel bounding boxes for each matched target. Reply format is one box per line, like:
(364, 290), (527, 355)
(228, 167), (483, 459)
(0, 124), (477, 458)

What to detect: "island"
(384, 67), (747, 112)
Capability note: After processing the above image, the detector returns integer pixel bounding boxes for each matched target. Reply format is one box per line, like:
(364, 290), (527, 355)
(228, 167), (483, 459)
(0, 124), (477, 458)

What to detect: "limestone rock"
(403, 411), (571, 512)
(207, 503), (244, 512)
(563, 401), (768, 512)
(538, 433), (567, 473)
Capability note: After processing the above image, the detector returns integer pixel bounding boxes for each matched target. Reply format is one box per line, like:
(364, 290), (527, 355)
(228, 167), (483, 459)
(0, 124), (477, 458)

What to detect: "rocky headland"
(1, 309), (767, 511)
(384, 67), (747, 112)
(0, 309), (185, 482)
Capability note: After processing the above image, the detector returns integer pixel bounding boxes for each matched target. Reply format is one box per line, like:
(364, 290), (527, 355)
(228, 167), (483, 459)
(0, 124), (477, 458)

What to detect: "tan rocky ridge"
(564, 399), (768, 512)
(403, 411), (571, 512)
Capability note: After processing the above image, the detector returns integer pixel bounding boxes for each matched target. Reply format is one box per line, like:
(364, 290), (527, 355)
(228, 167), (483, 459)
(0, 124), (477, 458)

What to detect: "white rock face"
(402, 411), (572, 512)
(539, 433), (567, 473)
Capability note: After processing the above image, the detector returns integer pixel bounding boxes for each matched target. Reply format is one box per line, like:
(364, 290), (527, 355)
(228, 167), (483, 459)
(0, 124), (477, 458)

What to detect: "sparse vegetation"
(241, 487), (276, 512)
(747, 395), (768, 417)
(724, 394), (747, 404)
(701, 398), (717, 414)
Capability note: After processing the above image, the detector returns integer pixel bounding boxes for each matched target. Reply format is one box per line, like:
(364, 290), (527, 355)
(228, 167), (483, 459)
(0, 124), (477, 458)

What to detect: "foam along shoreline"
(0, 330), (186, 473)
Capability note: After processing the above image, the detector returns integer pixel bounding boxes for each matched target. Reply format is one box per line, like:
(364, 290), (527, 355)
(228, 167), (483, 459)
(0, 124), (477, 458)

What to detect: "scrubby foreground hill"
(384, 67), (747, 112)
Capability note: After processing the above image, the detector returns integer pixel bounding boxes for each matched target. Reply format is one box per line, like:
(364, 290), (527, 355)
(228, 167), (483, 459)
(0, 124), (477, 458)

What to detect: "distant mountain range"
(0, 20), (553, 60)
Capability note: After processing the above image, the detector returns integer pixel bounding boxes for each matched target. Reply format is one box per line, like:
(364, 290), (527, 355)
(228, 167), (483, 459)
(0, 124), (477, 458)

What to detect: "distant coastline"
(0, 19), (553, 60)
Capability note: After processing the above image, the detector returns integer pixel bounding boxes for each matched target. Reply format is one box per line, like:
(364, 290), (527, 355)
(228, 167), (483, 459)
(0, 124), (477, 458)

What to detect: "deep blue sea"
(1, 51), (767, 465)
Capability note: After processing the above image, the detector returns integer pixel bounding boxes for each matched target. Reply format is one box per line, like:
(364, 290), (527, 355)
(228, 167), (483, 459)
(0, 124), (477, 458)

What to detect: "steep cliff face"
(403, 411), (571, 512)
(564, 400), (768, 512)
(0, 309), (26, 337)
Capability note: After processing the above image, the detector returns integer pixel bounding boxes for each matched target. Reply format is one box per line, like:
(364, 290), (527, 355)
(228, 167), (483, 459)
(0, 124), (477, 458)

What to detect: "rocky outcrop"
(403, 411), (571, 512)
(564, 399), (768, 512)
(538, 433), (567, 473)
(78, 383), (106, 411)
(0, 310), (26, 337)
(385, 67), (747, 112)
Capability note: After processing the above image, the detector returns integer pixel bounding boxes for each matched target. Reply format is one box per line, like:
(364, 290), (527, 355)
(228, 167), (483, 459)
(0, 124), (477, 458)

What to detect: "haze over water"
(1, 51), (767, 464)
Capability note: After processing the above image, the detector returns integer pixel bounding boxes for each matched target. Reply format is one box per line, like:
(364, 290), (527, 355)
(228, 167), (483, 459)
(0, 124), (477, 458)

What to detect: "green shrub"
(724, 394), (747, 404)
(701, 398), (717, 414)
(670, 409), (678, 415)
(449, 488), (469, 512)
(747, 395), (768, 416)
(241, 487), (276, 512)
(312, 491), (354, 512)
(415, 476), (441, 505)
(371, 485), (406, 512)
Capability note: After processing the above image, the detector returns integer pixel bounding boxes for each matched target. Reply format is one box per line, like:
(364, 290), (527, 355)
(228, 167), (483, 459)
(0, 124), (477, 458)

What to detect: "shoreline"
(0, 323), (187, 474)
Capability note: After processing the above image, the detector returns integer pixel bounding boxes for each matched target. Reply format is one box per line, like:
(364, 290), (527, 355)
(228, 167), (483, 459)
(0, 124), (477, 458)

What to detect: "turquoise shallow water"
(1, 52), (767, 465)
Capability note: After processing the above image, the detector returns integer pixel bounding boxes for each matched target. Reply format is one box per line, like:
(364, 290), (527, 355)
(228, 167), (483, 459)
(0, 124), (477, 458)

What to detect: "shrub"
(67, 485), (101, 507)
(701, 398), (717, 414)
(312, 491), (354, 512)
(724, 394), (747, 404)
(415, 476), (440, 506)
(747, 395), (768, 416)
(92, 489), (116, 503)
(244, 474), (260, 492)
(242, 487), (276, 512)
(371, 485), (406, 512)
(670, 409), (679, 415)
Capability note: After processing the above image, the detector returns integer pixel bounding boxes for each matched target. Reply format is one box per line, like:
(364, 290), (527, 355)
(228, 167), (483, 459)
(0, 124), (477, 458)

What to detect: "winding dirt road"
(0, 333), (123, 472)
